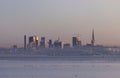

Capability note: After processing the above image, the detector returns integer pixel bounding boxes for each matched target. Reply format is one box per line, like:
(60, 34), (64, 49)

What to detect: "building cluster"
(24, 30), (95, 50)
(24, 35), (70, 49)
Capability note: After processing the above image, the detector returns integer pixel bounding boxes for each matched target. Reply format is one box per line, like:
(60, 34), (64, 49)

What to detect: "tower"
(72, 37), (77, 47)
(24, 35), (27, 50)
(40, 37), (46, 48)
(72, 36), (82, 47)
(48, 39), (53, 48)
(29, 36), (39, 49)
(34, 36), (39, 48)
(91, 29), (95, 46)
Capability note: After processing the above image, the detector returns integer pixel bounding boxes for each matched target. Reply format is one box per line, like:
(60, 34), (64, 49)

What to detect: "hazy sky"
(0, 0), (120, 47)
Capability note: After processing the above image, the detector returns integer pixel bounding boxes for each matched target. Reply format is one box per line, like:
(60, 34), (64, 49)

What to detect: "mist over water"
(0, 58), (120, 78)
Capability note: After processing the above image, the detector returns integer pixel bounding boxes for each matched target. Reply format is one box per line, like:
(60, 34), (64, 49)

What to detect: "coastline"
(0, 54), (120, 62)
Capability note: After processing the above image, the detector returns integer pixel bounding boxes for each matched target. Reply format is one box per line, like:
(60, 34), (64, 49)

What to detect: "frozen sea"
(1, 56), (120, 78)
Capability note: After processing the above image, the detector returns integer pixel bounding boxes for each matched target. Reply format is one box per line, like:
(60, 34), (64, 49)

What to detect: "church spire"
(91, 29), (95, 46)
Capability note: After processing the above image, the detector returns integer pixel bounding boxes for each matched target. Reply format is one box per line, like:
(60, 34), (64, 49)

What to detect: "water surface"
(0, 57), (120, 78)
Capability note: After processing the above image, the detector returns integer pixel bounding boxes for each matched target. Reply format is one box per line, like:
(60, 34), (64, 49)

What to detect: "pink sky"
(0, 0), (120, 47)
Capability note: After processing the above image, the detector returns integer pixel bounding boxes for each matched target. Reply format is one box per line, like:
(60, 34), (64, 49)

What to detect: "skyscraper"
(72, 37), (77, 47)
(24, 35), (27, 50)
(72, 36), (82, 47)
(91, 29), (95, 46)
(29, 36), (39, 48)
(53, 38), (64, 48)
(40, 37), (46, 48)
(48, 39), (53, 48)
(34, 36), (39, 48)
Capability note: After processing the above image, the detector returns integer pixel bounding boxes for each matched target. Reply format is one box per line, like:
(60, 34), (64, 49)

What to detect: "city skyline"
(0, 0), (120, 47)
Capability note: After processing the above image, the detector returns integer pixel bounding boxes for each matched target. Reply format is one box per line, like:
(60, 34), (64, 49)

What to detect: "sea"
(0, 56), (120, 78)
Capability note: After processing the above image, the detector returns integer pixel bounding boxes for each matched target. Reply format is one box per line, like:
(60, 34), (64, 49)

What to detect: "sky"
(0, 0), (120, 48)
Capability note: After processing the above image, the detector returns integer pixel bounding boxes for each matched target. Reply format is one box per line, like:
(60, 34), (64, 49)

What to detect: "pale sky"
(0, 0), (120, 47)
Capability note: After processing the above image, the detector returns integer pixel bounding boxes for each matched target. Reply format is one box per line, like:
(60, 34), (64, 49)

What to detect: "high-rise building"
(91, 29), (95, 46)
(72, 37), (77, 46)
(72, 36), (82, 47)
(29, 36), (34, 43)
(34, 36), (39, 48)
(53, 38), (64, 48)
(24, 35), (27, 50)
(29, 36), (39, 48)
(64, 43), (70, 48)
(48, 39), (53, 48)
(40, 37), (46, 48)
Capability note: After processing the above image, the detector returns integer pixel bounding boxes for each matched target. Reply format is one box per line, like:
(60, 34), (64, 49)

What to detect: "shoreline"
(0, 55), (120, 61)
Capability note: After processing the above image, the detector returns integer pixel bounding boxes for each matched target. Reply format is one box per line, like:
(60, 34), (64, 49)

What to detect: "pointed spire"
(91, 29), (95, 46)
